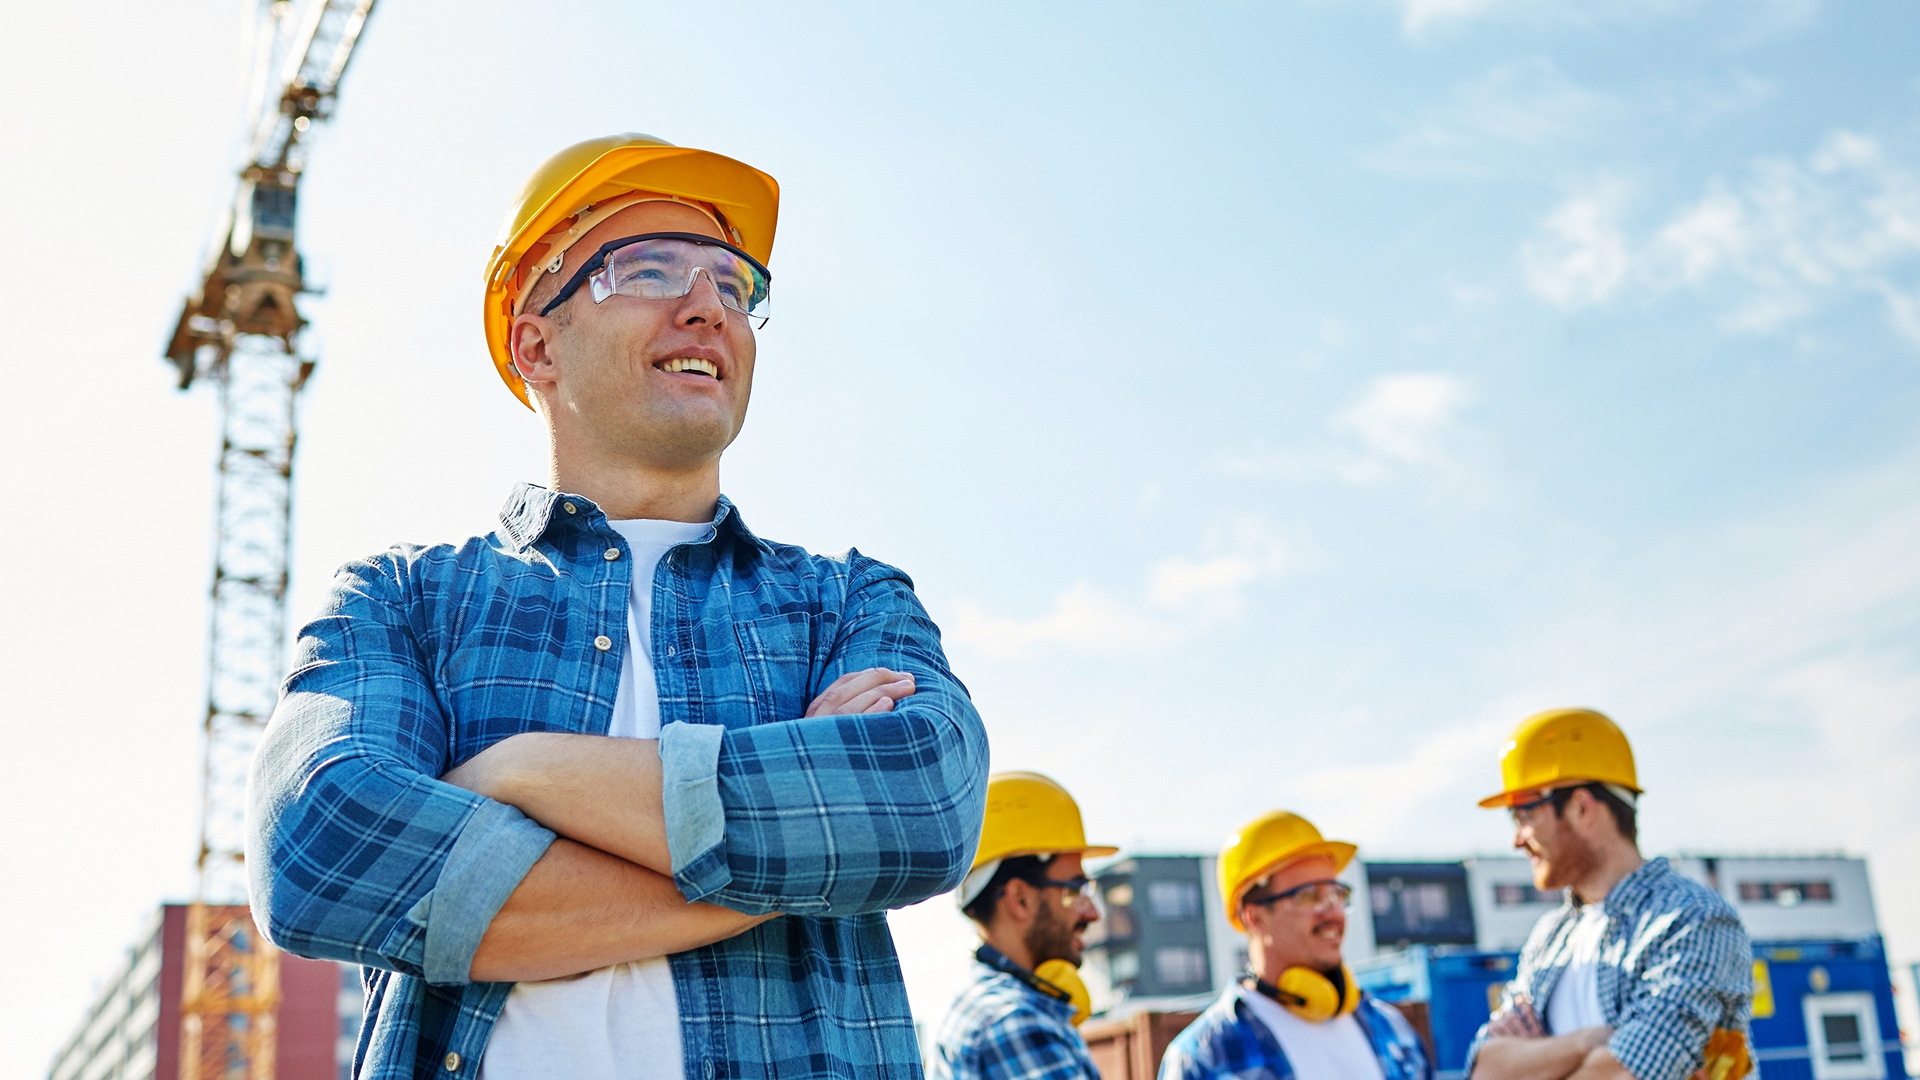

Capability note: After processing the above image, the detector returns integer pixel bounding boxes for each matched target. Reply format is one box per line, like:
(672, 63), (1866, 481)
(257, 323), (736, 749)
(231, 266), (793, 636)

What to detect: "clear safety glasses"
(540, 232), (772, 327)
(1244, 880), (1353, 913)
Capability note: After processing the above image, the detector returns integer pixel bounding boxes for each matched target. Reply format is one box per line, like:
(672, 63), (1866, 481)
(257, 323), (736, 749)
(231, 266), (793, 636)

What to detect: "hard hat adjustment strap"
(509, 193), (728, 318)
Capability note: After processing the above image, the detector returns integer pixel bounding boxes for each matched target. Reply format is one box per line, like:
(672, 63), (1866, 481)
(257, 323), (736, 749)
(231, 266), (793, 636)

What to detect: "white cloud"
(1522, 130), (1920, 342)
(1522, 184), (1632, 309)
(947, 520), (1305, 657)
(1222, 374), (1476, 489)
(1367, 58), (1622, 179)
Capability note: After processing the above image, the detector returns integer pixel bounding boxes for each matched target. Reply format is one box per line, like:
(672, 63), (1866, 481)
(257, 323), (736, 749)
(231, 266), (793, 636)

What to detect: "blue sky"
(5, 0), (1919, 1073)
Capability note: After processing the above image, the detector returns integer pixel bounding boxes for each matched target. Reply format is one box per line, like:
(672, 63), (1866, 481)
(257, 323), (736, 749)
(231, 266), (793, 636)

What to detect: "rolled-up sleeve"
(1608, 909), (1753, 1080)
(246, 556), (555, 985)
(668, 556), (990, 914)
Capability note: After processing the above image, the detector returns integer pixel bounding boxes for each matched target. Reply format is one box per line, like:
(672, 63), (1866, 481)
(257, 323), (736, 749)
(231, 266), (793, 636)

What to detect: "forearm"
(470, 838), (771, 982)
(1568, 1047), (1635, 1080)
(1474, 1030), (1613, 1080)
(449, 733), (671, 875)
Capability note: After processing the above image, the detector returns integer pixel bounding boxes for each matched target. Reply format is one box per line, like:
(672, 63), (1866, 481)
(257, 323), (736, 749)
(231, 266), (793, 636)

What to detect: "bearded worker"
(930, 773), (1116, 1080)
(1467, 709), (1753, 1080)
(1159, 811), (1432, 1080)
(246, 134), (990, 1080)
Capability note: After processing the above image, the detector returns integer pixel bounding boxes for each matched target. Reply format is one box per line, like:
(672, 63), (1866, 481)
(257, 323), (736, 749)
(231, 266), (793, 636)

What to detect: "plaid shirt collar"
(496, 482), (770, 554)
(973, 944), (1078, 1022)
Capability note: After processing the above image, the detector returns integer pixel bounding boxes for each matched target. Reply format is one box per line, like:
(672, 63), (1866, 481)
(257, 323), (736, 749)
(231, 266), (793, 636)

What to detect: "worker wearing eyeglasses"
(1465, 709), (1753, 1080)
(931, 772), (1118, 1080)
(1159, 811), (1433, 1080)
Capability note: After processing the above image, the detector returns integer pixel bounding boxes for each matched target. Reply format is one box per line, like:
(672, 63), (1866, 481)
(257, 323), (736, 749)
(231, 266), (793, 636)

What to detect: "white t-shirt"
(1242, 986), (1387, 1080)
(1546, 902), (1610, 1035)
(479, 517), (712, 1080)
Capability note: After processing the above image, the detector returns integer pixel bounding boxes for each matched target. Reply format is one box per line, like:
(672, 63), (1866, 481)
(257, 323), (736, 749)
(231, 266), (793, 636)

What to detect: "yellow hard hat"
(970, 772), (1119, 871)
(1219, 811), (1357, 933)
(1477, 707), (1642, 808)
(481, 133), (780, 408)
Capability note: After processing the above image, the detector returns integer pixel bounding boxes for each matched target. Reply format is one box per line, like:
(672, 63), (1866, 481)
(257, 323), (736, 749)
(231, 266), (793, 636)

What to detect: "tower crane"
(162, 2), (376, 1077)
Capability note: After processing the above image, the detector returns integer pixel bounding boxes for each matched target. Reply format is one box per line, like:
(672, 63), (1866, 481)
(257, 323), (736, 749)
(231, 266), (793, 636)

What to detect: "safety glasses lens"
(590, 238), (770, 322)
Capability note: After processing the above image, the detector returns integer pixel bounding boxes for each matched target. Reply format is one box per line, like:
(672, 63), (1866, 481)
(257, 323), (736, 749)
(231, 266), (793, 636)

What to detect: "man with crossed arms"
(248, 134), (989, 1080)
(1467, 709), (1752, 1080)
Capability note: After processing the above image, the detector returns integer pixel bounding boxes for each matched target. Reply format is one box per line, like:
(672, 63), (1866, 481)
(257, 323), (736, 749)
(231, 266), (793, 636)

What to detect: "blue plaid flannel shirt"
(928, 945), (1099, 1080)
(1465, 857), (1754, 1080)
(246, 486), (990, 1080)
(1158, 981), (1434, 1080)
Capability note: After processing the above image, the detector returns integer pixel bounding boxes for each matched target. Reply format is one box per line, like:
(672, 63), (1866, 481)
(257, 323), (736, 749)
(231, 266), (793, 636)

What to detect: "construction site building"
(47, 905), (362, 1080)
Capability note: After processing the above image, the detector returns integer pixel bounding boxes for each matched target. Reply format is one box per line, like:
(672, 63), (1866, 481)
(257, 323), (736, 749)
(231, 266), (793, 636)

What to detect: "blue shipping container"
(1354, 938), (1904, 1080)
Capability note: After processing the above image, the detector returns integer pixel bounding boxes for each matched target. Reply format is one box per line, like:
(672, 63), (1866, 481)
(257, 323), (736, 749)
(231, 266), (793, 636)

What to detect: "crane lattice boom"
(164, 3), (375, 1078)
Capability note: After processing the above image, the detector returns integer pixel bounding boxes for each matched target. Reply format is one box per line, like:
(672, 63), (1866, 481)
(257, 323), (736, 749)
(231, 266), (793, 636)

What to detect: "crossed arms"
(1471, 999), (1628, 1080)
(449, 668), (918, 981)
(247, 550), (989, 986)
(1471, 906), (1752, 1080)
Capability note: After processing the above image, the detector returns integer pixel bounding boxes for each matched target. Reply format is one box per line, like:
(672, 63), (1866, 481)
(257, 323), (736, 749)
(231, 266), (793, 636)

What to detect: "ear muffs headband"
(1246, 964), (1361, 1023)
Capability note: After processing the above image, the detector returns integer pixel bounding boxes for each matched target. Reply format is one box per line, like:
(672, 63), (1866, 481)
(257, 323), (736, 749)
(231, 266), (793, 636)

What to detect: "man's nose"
(677, 267), (729, 325)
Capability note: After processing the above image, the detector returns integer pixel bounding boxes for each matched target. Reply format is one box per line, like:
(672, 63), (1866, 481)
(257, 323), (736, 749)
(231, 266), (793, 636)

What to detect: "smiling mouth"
(659, 357), (719, 379)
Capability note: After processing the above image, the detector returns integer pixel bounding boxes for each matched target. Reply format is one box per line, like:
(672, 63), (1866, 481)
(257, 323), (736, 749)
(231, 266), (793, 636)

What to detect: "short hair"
(522, 267), (574, 328)
(961, 855), (1052, 924)
(1552, 782), (1637, 844)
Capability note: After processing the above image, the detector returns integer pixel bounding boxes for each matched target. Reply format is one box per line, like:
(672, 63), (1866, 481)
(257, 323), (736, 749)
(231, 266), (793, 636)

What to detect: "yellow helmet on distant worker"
(1477, 707), (1641, 809)
(481, 133), (780, 408)
(1219, 811), (1357, 932)
(956, 773), (1117, 909)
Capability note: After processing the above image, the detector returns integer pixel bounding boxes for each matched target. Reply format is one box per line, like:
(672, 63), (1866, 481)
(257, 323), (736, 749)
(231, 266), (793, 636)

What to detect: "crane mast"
(162, 3), (375, 1078)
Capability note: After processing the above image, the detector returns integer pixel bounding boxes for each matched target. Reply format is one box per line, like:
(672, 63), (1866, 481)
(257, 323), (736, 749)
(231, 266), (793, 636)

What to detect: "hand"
(1486, 998), (1546, 1039)
(805, 668), (916, 717)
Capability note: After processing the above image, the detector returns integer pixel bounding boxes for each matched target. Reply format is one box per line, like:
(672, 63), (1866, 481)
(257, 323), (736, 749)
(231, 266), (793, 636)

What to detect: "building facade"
(49, 905), (363, 1080)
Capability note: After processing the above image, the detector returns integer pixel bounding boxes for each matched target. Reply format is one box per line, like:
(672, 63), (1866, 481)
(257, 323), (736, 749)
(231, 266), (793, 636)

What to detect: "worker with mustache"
(1159, 812), (1433, 1080)
(931, 773), (1117, 1080)
(1467, 709), (1754, 1080)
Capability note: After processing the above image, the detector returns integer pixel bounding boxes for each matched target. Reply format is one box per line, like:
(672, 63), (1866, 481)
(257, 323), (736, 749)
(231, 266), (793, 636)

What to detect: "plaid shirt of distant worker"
(929, 945), (1100, 1080)
(1466, 857), (1754, 1080)
(247, 486), (990, 1080)
(1157, 981), (1433, 1080)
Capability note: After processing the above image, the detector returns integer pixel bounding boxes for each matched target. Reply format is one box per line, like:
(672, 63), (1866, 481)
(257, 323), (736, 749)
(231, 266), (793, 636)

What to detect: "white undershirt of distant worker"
(1546, 902), (1610, 1035)
(1243, 988), (1387, 1080)
(479, 517), (710, 1080)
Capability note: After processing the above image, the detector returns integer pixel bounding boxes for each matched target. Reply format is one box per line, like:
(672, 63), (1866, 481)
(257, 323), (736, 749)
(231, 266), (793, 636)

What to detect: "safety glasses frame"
(537, 231), (773, 324)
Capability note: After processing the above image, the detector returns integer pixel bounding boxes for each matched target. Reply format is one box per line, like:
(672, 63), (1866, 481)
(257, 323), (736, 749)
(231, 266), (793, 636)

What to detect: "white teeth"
(661, 357), (719, 378)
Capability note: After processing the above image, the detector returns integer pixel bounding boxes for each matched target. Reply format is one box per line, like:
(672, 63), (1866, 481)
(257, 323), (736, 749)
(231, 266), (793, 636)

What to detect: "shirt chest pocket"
(733, 612), (818, 724)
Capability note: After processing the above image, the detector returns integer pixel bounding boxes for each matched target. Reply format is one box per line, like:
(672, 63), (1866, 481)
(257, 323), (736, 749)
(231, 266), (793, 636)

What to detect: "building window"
(1738, 880), (1833, 906)
(1148, 880), (1201, 920)
(1366, 863), (1476, 946)
(1108, 949), (1140, 983)
(1493, 883), (1557, 906)
(1153, 946), (1209, 988)
(1804, 992), (1885, 1080)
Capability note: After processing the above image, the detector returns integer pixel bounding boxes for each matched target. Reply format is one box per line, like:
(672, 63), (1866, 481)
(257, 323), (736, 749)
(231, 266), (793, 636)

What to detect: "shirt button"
(594, 635), (613, 652)
(562, 501), (577, 514)
(604, 547), (621, 561)
(444, 1052), (462, 1071)
(667, 646), (676, 657)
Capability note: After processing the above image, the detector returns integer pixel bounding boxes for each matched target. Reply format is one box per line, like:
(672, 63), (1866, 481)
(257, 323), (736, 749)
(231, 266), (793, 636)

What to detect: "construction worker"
(931, 772), (1118, 1080)
(1467, 709), (1753, 1080)
(247, 134), (990, 1080)
(1159, 811), (1433, 1080)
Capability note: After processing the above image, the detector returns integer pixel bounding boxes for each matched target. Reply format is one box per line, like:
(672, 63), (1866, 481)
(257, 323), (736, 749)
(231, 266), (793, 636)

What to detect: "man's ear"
(511, 313), (561, 395)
